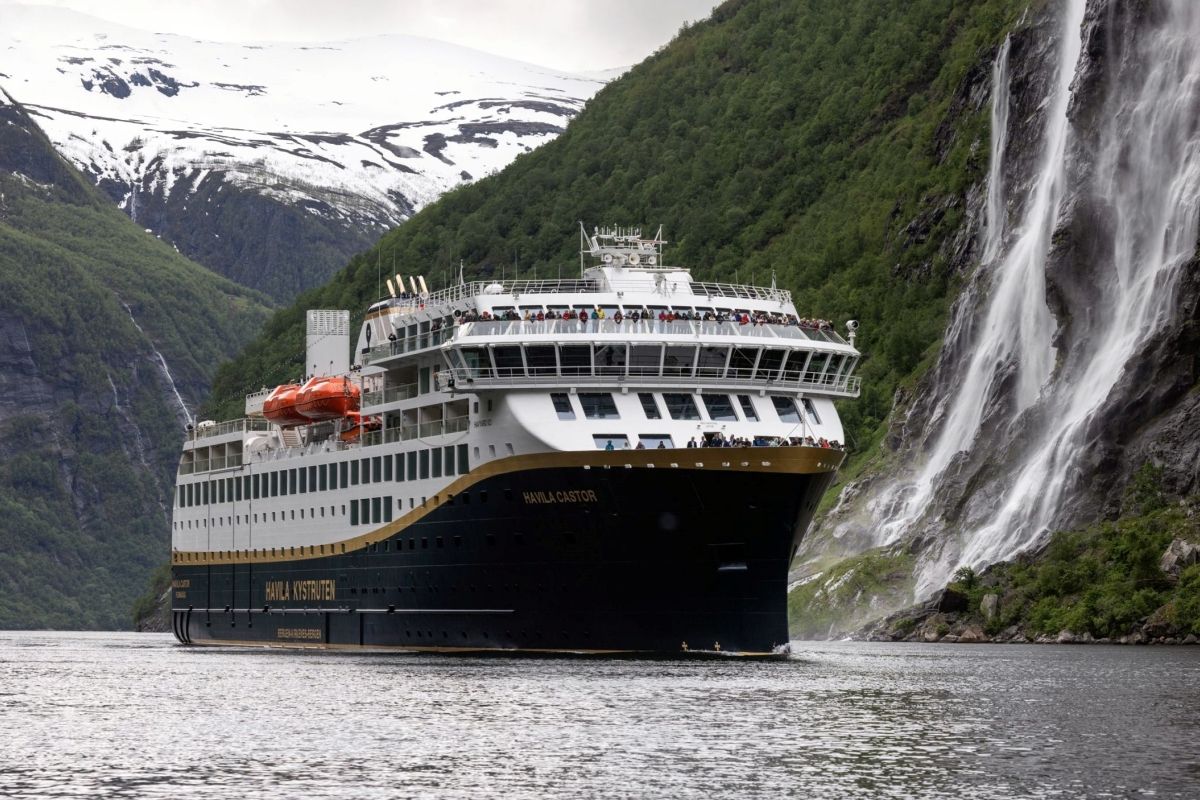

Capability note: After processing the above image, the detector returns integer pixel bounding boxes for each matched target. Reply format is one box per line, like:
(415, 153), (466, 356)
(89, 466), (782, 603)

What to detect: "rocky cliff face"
(795, 0), (1200, 635)
(0, 90), (270, 629)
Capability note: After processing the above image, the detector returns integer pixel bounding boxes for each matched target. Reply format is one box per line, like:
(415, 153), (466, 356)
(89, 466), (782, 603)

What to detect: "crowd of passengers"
(453, 307), (835, 329)
(605, 434), (843, 450)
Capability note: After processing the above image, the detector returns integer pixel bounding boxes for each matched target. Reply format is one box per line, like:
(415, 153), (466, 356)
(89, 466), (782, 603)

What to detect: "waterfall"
(121, 302), (194, 428)
(845, 0), (1200, 598)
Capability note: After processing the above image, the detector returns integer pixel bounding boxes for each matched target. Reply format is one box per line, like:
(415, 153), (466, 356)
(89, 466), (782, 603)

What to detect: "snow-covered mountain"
(0, 4), (605, 300)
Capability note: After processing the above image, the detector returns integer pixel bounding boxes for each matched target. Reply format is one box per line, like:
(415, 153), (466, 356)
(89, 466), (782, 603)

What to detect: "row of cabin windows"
(174, 486), (521, 532)
(454, 344), (854, 382)
(177, 444), (469, 508)
(551, 391), (821, 426)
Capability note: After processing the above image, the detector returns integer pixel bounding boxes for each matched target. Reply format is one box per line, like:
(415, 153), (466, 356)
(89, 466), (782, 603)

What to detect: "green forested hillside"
(206, 0), (1025, 456)
(0, 91), (271, 629)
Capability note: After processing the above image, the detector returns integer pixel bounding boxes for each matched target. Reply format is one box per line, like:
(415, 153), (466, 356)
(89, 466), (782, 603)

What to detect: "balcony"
(460, 318), (849, 346)
(361, 382), (418, 408)
(437, 368), (861, 399)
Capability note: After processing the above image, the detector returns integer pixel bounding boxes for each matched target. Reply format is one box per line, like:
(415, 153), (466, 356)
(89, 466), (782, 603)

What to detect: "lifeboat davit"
(261, 384), (308, 427)
(295, 376), (360, 422)
(339, 412), (381, 442)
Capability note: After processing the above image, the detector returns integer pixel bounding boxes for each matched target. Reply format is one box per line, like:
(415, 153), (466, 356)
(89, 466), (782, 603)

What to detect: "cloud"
(11, 0), (718, 71)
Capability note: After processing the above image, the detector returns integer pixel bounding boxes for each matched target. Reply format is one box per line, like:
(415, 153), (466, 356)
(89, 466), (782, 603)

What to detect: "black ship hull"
(171, 448), (841, 655)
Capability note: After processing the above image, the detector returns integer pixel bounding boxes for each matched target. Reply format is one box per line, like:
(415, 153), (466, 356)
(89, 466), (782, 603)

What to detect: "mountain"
(0, 4), (604, 302)
(791, 0), (1200, 639)
(197, 0), (1198, 641)
(0, 88), (271, 629)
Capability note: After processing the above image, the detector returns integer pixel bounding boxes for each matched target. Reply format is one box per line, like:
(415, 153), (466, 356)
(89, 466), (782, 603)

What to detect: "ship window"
(299, 468), (307, 494)
(772, 396), (802, 423)
(493, 346), (524, 377)
(738, 395), (759, 421)
(270, 472), (278, 497)
(351, 460), (360, 486)
(422, 538), (429, 549)
(234, 479), (242, 502)
(186, 484), (193, 506)
(419, 450), (429, 480)
(372, 497), (382, 524)
(593, 434), (630, 450)
(394, 453), (404, 482)
(559, 345), (591, 376)
(594, 344), (626, 375)
(444, 446), (455, 475)
(407, 451), (417, 481)
(371, 456), (381, 482)
(361, 458), (371, 485)
(758, 349), (786, 379)
(526, 346), (556, 376)
(802, 398), (823, 425)
(807, 352), (830, 378)
(638, 393), (662, 419)
(289, 469), (297, 495)
(702, 394), (738, 422)
(202, 482), (209, 505)
(663, 346), (696, 377)
(664, 394), (700, 420)
(639, 434), (674, 450)
(458, 444), (469, 474)
(551, 393), (575, 420)
(308, 465), (316, 491)
(628, 345), (662, 376)
(384, 496), (393, 522)
(579, 393), (619, 419)
(242, 476), (250, 501)
(360, 498), (370, 524)
(339, 461), (348, 489)
(318, 464), (328, 491)
(419, 368), (431, 394)
(488, 444), (496, 458)
(696, 346), (728, 376)
(383, 456), (392, 481)
(461, 491), (470, 505)
(729, 348), (758, 381)
(432, 448), (443, 478)
(350, 502), (359, 526)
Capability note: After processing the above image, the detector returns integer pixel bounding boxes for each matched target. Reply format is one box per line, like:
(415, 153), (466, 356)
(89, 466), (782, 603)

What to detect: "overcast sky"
(14, 0), (719, 72)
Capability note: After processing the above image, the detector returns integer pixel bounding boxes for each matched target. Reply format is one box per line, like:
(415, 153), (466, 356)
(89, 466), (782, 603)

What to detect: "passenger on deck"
(605, 440), (615, 451)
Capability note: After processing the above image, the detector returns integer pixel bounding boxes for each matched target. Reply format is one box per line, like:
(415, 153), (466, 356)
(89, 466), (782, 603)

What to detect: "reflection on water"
(1, 633), (1197, 799)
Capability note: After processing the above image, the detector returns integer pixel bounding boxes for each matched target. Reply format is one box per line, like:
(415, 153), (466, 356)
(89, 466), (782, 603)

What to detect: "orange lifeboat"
(261, 384), (308, 427)
(339, 412), (381, 442)
(295, 376), (360, 422)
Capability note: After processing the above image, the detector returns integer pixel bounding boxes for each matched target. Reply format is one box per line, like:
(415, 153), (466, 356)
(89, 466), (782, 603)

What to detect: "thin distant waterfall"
(122, 302), (194, 428)
(840, 0), (1200, 597)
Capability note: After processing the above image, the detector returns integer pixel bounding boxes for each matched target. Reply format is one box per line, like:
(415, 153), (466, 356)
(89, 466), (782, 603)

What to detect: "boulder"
(1184, 634), (1199, 645)
(958, 625), (986, 643)
(936, 586), (970, 613)
(981, 593), (1000, 622)
(1160, 538), (1200, 579)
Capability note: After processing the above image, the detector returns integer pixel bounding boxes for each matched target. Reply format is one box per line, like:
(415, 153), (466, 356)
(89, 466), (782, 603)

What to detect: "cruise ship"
(169, 227), (862, 655)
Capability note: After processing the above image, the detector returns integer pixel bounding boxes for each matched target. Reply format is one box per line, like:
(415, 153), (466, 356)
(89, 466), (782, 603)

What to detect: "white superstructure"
(171, 227), (860, 561)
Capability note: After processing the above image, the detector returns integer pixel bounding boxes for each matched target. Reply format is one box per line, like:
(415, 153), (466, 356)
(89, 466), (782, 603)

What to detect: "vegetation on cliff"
(0, 93), (271, 629)
(868, 467), (1200, 643)
(204, 0), (1029, 445)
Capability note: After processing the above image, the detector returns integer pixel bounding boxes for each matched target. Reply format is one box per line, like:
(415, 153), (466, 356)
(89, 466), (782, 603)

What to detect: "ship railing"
(390, 278), (793, 309)
(459, 319), (848, 346)
(437, 368), (862, 398)
(190, 417), (271, 442)
(689, 281), (792, 303)
(396, 415), (470, 441)
(361, 382), (419, 407)
(178, 453), (245, 475)
(362, 327), (455, 366)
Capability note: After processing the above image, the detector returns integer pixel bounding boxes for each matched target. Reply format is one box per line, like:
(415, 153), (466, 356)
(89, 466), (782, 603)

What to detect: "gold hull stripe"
(173, 446), (843, 567)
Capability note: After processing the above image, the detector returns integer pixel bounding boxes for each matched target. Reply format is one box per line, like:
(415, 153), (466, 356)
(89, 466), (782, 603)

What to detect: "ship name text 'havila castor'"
(170, 226), (861, 655)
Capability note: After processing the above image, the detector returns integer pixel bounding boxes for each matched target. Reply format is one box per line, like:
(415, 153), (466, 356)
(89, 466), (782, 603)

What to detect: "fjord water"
(2, 633), (1197, 799)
